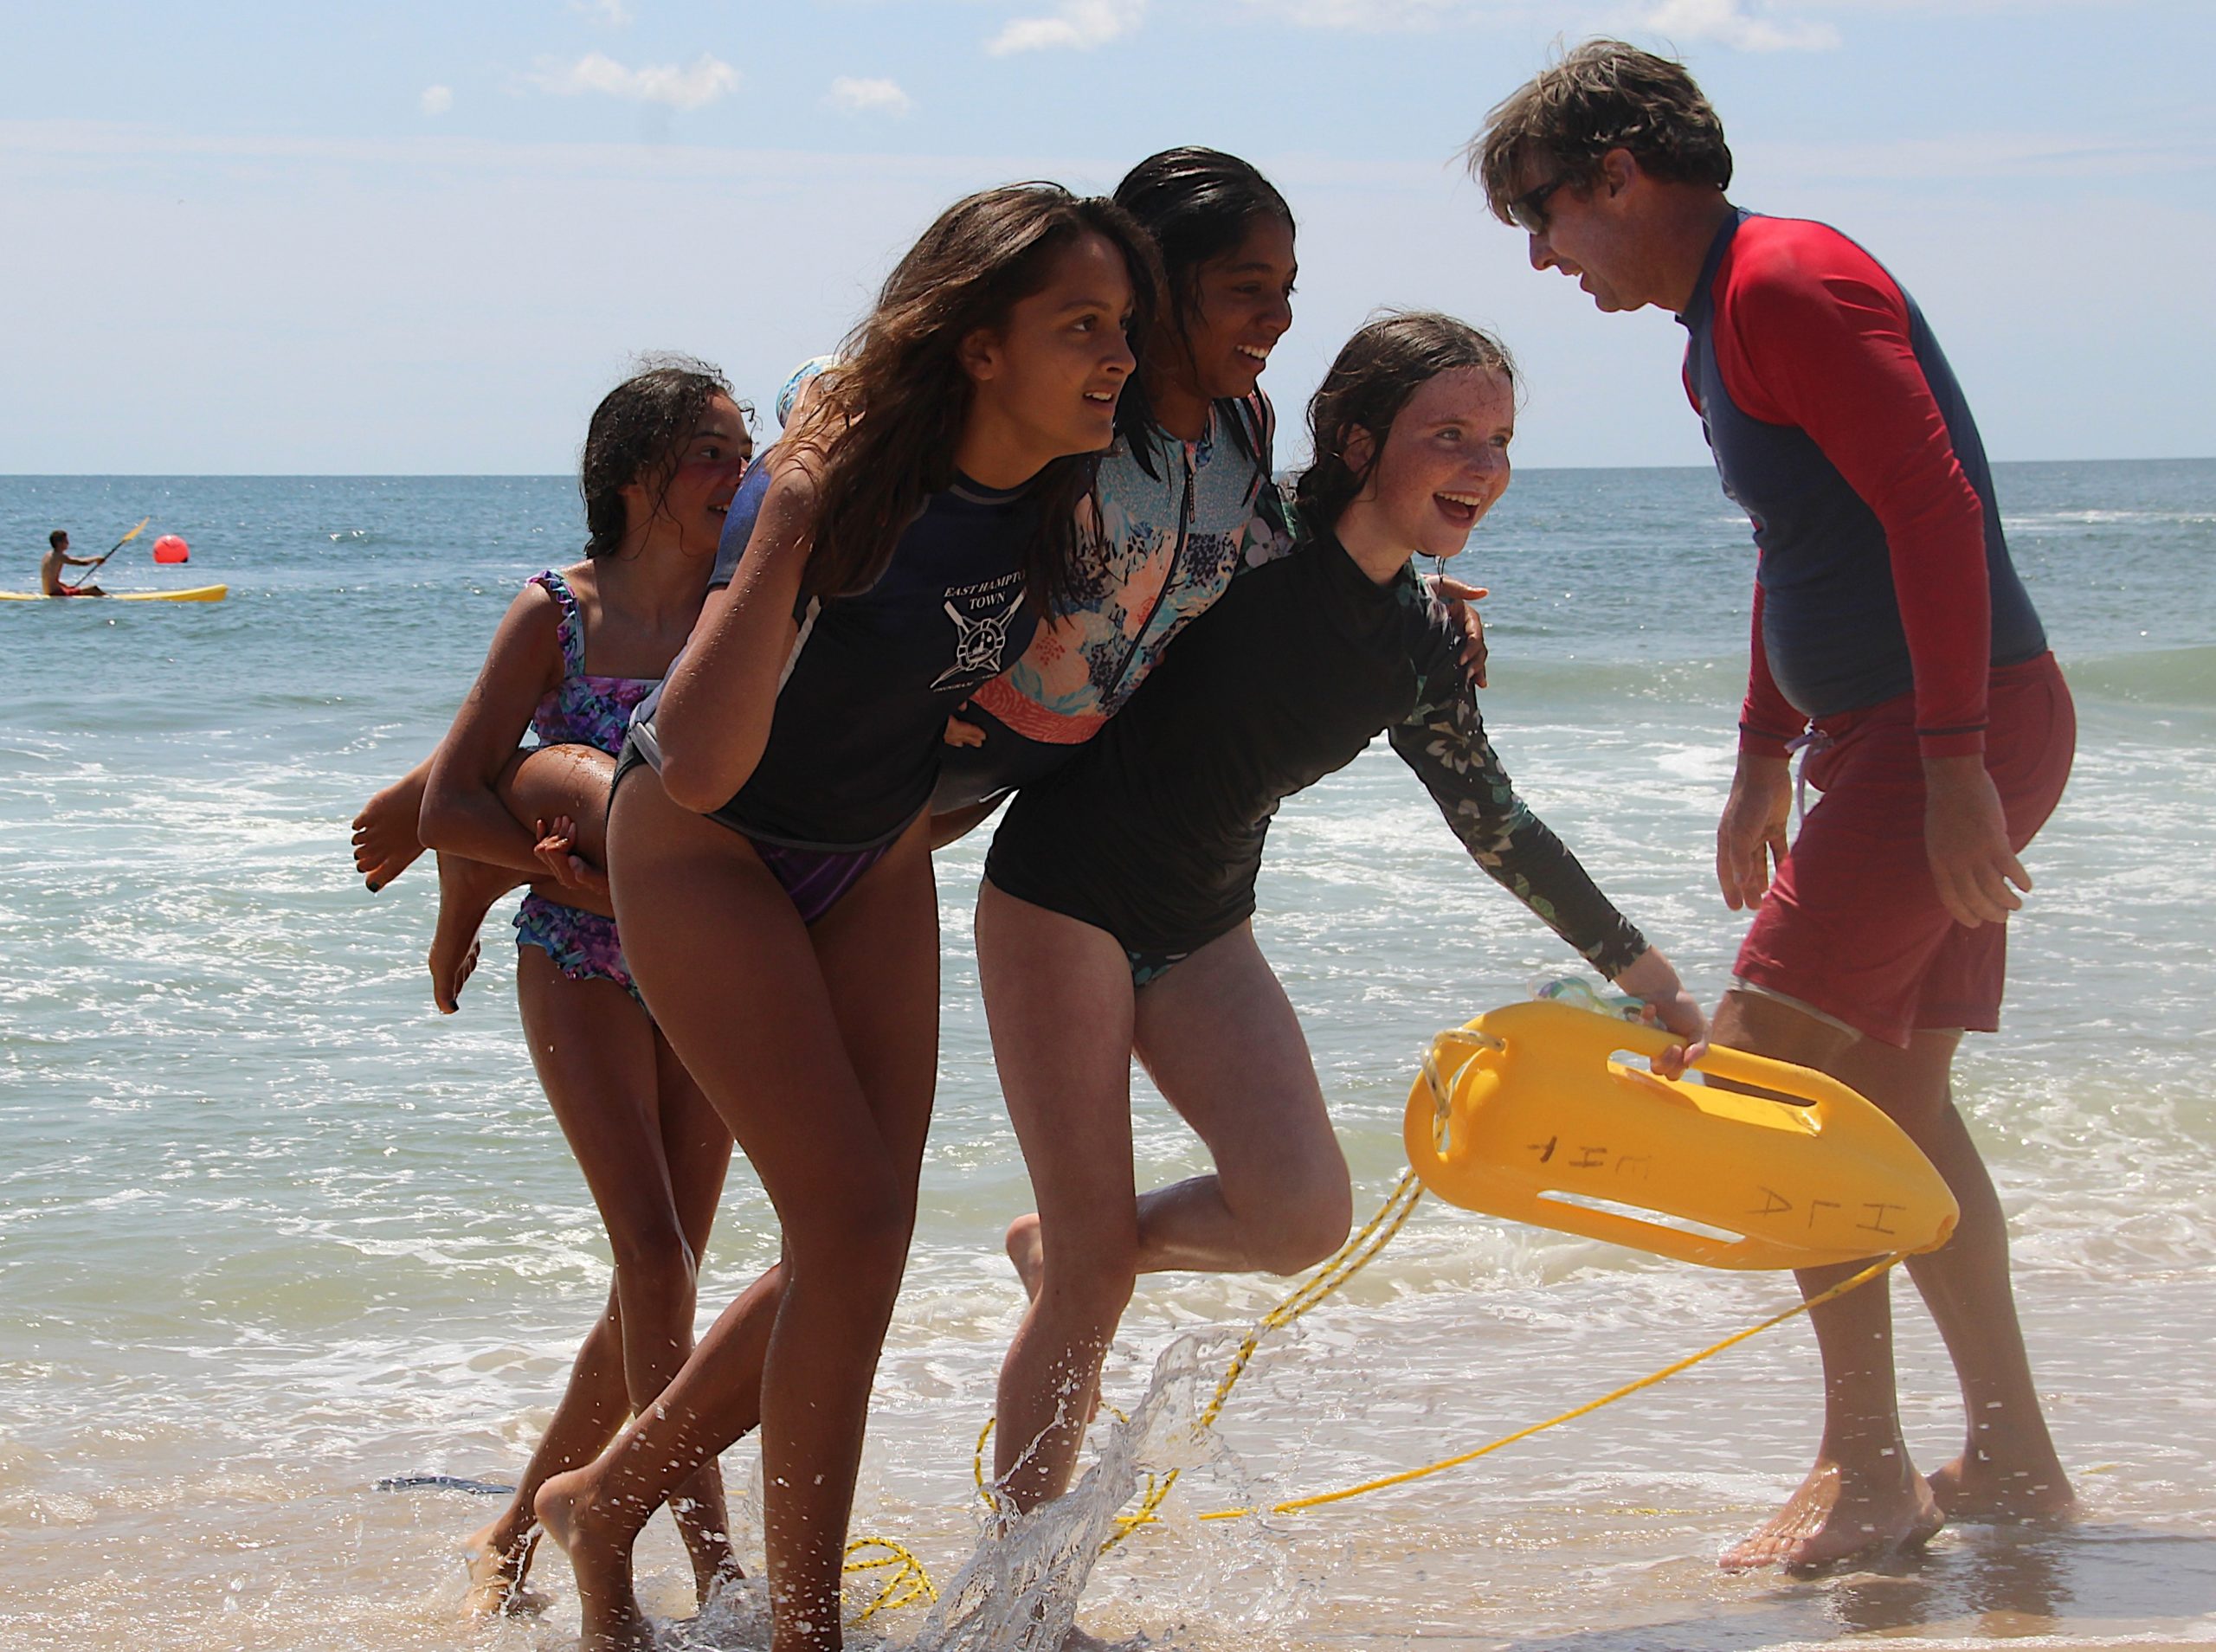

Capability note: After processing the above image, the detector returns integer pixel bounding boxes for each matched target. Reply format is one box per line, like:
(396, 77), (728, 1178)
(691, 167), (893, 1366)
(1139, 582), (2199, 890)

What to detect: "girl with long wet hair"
(532, 183), (1161, 1652)
(976, 313), (1704, 1514)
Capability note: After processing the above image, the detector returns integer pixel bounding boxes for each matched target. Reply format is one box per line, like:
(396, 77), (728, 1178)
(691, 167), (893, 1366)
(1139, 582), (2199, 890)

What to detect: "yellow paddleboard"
(1405, 999), (1957, 1270)
(0, 585), (228, 602)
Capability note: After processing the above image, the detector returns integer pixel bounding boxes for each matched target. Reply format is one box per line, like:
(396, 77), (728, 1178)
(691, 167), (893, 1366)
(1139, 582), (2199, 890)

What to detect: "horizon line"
(9, 455), (2214, 482)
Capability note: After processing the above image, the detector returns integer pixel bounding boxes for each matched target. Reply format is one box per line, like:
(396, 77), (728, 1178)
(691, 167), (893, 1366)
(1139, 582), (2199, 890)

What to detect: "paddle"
(71, 517), (151, 588)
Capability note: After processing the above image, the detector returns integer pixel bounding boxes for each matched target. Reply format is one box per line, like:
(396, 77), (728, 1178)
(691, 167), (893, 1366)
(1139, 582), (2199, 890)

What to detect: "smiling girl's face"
(633, 394), (751, 556)
(1170, 213), (1296, 404)
(1338, 366), (1514, 562)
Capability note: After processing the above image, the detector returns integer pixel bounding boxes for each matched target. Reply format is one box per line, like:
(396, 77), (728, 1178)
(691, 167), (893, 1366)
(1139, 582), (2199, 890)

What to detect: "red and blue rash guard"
(1678, 210), (2046, 760)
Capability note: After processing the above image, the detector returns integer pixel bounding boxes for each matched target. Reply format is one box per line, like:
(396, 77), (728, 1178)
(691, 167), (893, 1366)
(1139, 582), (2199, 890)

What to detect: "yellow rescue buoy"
(1404, 999), (1957, 1270)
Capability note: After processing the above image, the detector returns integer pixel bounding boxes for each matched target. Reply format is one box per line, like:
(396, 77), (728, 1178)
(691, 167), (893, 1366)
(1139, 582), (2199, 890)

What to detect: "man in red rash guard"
(1471, 42), (2077, 1572)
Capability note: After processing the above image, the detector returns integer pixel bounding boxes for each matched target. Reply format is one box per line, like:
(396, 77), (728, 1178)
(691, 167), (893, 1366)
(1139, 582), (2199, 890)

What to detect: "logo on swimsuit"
(931, 583), (1026, 689)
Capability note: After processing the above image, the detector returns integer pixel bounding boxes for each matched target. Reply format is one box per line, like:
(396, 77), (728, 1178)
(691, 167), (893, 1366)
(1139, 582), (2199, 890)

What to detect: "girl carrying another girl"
(532, 183), (1163, 1652)
(409, 360), (751, 1610)
(976, 313), (1705, 1514)
(930, 147), (1302, 832)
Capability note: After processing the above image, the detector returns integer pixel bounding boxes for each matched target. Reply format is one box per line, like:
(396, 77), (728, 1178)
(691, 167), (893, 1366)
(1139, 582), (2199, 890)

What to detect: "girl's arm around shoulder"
(419, 581), (566, 873)
(651, 459), (819, 813)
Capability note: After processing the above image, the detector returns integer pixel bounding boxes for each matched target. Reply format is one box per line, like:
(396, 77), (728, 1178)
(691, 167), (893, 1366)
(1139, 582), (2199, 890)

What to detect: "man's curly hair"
(1468, 40), (1732, 225)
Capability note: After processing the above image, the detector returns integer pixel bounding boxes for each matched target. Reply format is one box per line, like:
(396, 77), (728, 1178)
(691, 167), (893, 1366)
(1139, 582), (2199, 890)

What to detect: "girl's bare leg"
(462, 944), (740, 1612)
(1127, 925), (1351, 1276)
(428, 853), (524, 1012)
(354, 746), (524, 1010)
(648, 1027), (750, 1600)
(428, 744), (622, 1011)
(464, 1287), (630, 1616)
(501, 743), (619, 871)
(981, 901), (1353, 1514)
(354, 755), (432, 891)
(519, 954), (741, 1594)
(366, 738), (614, 924)
(976, 884), (1141, 1512)
(539, 775), (938, 1652)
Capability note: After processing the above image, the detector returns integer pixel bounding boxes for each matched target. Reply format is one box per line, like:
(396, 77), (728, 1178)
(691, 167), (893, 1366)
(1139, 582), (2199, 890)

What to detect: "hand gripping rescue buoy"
(1405, 999), (1958, 1270)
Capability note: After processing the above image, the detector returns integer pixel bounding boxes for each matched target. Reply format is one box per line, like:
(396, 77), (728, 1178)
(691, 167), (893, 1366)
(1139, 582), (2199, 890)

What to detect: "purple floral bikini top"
(527, 569), (659, 755)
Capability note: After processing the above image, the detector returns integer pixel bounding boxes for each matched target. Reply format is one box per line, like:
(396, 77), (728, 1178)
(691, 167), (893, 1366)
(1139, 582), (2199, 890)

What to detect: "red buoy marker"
(152, 534), (190, 564)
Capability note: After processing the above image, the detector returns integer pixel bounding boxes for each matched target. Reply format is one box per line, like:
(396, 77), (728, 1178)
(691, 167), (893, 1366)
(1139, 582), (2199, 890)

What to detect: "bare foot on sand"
(1006, 1212), (1046, 1302)
(1929, 1448), (2077, 1524)
(461, 1519), (548, 1617)
(536, 1468), (656, 1652)
(1721, 1458), (1944, 1574)
(352, 762), (430, 893)
(428, 852), (521, 1014)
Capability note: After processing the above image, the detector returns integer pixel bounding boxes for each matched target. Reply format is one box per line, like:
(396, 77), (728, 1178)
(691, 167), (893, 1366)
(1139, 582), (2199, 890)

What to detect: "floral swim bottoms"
(514, 892), (644, 1008)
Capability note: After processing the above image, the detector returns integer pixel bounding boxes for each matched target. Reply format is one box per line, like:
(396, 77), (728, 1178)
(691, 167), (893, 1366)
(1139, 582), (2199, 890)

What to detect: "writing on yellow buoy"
(1404, 999), (1957, 1270)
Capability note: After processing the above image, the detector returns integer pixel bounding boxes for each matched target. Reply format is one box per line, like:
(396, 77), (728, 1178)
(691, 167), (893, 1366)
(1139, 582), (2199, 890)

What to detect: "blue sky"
(3, 0), (2211, 472)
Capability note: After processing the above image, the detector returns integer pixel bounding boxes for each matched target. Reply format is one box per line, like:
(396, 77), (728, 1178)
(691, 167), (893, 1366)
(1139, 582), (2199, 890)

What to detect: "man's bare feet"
(461, 1519), (548, 1617)
(1721, 1457), (1945, 1574)
(1006, 1213), (1046, 1302)
(1929, 1448), (2078, 1523)
(352, 762), (431, 893)
(428, 852), (521, 1014)
(536, 1468), (657, 1652)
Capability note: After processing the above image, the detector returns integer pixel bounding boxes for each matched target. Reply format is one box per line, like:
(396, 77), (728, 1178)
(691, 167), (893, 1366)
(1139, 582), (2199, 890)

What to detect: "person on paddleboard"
(41, 530), (107, 597)
(1472, 39), (2077, 1573)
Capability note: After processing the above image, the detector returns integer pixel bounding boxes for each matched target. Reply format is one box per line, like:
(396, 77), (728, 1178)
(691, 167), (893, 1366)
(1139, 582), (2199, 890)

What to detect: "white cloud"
(826, 76), (915, 116)
(1638, 0), (1840, 51)
(1236, 0), (1846, 40)
(572, 0), (633, 22)
(985, 0), (1146, 55)
(419, 85), (454, 117)
(1236, 0), (1470, 25)
(530, 51), (738, 110)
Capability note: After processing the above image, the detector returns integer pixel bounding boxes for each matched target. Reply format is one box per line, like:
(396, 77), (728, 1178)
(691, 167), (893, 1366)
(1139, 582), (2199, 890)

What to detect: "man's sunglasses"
(1510, 175), (1567, 235)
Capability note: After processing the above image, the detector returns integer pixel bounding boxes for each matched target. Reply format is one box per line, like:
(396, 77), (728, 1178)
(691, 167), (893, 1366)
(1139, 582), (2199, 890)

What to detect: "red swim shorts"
(1734, 652), (2076, 1048)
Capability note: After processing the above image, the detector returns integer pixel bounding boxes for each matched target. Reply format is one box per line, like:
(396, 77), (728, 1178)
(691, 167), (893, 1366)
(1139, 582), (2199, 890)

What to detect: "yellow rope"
(843, 1535), (938, 1623)
(841, 1020), (1904, 1611)
(1101, 1023), (1486, 1546)
(1183, 1251), (1904, 1522)
(1099, 1167), (1428, 1552)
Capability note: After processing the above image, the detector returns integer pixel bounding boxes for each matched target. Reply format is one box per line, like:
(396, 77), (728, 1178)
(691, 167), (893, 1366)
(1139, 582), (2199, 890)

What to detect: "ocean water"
(2, 460), (2212, 1651)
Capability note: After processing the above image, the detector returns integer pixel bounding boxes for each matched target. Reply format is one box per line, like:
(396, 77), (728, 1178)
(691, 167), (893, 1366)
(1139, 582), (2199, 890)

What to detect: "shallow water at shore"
(3, 460), (2213, 1649)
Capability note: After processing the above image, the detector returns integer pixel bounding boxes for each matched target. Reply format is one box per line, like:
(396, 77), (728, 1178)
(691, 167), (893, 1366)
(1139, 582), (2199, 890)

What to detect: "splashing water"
(918, 1334), (1260, 1652)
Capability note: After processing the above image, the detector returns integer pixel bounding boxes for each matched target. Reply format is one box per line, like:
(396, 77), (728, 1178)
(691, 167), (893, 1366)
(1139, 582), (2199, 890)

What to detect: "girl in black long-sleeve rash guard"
(976, 313), (1705, 1523)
